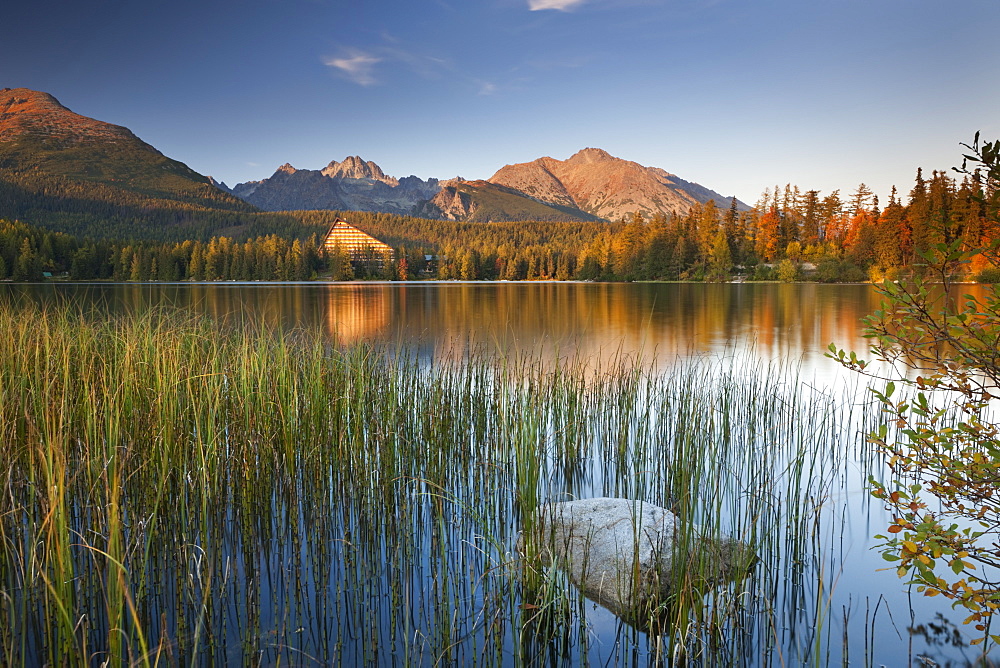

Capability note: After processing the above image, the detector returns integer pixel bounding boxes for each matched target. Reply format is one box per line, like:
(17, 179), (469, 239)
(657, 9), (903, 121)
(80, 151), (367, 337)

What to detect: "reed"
(0, 299), (888, 665)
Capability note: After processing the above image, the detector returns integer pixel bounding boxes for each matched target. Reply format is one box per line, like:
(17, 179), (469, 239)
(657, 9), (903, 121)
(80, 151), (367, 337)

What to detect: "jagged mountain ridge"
(228, 159), (440, 216)
(0, 87), (745, 230)
(230, 148), (745, 222)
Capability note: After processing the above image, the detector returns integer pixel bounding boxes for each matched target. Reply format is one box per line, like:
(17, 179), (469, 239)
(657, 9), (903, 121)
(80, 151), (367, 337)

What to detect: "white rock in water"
(523, 497), (753, 626)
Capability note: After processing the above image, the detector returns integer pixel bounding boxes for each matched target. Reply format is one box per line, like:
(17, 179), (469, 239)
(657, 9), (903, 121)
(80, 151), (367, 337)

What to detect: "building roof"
(322, 218), (393, 258)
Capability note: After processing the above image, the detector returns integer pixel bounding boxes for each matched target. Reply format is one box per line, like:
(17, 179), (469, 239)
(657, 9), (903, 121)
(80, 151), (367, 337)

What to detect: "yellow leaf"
(903, 541), (919, 553)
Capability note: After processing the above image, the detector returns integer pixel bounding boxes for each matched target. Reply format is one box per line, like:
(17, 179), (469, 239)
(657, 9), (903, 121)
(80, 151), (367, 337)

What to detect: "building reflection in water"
(1, 280), (954, 385)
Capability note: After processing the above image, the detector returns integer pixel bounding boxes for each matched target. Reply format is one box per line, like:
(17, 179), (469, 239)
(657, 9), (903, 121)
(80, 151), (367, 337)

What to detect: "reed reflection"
(2, 281), (968, 381)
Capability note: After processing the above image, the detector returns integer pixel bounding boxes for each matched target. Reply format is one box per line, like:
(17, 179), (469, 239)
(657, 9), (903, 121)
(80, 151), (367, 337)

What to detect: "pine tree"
(329, 245), (354, 281)
(821, 190), (843, 242)
(802, 190), (821, 246)
(13, 238), (42, 281)
(907, 168), (934, 261)
(874, 190), (906, 272)
(189, 243), (206, 281)
(849, 183), (874, 215)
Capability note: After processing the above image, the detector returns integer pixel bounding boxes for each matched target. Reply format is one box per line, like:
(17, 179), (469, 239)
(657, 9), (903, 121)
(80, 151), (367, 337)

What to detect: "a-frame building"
(322, 217), (394, 259)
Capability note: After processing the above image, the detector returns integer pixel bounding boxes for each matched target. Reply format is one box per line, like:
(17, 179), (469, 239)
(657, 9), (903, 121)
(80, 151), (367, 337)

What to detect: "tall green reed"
(0, 299), (877, 666)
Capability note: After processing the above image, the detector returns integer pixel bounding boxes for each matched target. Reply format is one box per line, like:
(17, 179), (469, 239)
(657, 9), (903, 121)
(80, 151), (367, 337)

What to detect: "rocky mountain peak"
(0, 87), (137, 144)
(566, 147), (615, 164)
(207, 176), (232, 193)
(321, 155), (397, 185)
(232, 155), (439, 215)
(487, 147), (745, 221)
(231, 146), (744, 222)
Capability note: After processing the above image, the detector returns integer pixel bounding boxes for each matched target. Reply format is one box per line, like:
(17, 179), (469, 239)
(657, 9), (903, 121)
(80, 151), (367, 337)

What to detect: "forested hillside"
(1, 159), (997, 283)
(4, 88), (994, 283)
(0, 88), (274, 241)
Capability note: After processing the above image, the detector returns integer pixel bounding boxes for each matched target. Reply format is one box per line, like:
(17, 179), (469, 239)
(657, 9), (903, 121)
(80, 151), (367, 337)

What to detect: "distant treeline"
(0, 219), (326, 281)
(1, 168), (998, 283)
(334, 168), (1000, 282)
(569, 168), (1000, 283)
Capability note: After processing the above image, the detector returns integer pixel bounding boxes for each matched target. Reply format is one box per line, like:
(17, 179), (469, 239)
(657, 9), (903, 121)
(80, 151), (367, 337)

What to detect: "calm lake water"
(6, 281), (884, 376)
(2, 281), (992, 666)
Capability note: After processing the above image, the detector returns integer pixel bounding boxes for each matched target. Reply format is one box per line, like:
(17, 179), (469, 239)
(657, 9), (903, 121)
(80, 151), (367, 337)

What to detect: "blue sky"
(6, 0), (1000, 205)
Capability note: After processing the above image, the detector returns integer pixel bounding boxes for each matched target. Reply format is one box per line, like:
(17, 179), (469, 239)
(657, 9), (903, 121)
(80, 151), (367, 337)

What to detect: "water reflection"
(6, 281), (993, 388)
(1, 280), (993, 666)
(1, 281), (894, 372)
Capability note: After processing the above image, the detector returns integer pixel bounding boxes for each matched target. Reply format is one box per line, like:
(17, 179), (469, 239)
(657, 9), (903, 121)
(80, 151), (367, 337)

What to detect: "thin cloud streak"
(323, 50), (382, 86)
(324, 38), (503, 98)
(528, 0), (586, 11)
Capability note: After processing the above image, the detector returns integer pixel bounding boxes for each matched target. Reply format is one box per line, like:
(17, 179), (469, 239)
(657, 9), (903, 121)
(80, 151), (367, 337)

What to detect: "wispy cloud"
(528, 0), (586, 10)
(323, 39), (503, 97)
(323, 49), (382, 86)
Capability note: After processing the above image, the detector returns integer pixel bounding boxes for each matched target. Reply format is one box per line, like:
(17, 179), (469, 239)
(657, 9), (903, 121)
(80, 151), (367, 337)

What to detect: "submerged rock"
(522, 497), (754, 627)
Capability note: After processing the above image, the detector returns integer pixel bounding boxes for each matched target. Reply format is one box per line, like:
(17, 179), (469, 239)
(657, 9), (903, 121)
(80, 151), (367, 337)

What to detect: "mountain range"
(1, 87), (746, 239)
(219, 157), (441, 216)
(224, 147), (746, 222)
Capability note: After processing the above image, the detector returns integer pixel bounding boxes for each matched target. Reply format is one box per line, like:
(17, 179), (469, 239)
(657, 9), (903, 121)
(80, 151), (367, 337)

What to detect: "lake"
(5, 280), (883, 373)
(0, 281), (990, 666)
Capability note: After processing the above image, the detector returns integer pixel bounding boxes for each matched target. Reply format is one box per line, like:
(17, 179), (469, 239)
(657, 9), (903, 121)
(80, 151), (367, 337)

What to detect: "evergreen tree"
(189, 243), (206, 280)
(13, 238), (42, 281)
(907, 168), (934, 261)
(802, 190), (821, 246)
(329, 245), (354, 281)
(874, 192), (906, 272)
(849, 183), (874, 215)
(555, 253), (571, 280)
(821, 190), (843, 242)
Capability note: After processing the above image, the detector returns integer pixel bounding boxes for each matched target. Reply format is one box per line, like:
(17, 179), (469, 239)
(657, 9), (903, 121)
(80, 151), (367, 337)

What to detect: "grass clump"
(0, 299), (869, 665)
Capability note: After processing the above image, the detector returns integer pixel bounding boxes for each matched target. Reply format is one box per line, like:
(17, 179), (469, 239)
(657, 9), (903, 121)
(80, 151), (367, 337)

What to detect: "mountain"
(230, 148), (744, 223)
(0, 87), (246, 210)
(320, 155), (395, 182)
(488, 148), (746, 221)
(230, 158), (440, 216)
(0, 87), (266, 240)
(1, 87), (745, 236)
(416, 179), (603, 223)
